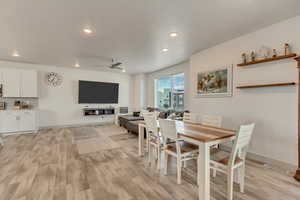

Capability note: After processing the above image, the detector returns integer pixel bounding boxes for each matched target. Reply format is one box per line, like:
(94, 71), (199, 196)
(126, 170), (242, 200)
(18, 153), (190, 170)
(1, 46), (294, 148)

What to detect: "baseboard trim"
(220, 145), (297, 172)
(3, 130), (38, 136)
(38, 122), (114, 130)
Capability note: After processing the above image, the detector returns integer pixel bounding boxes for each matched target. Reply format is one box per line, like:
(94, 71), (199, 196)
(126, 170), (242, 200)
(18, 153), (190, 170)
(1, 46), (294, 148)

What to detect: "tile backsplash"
(0, 98), (38, 110)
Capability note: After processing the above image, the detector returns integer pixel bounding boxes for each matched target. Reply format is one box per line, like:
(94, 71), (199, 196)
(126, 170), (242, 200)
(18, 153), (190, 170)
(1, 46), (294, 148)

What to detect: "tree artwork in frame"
(196, 66), (233, 97)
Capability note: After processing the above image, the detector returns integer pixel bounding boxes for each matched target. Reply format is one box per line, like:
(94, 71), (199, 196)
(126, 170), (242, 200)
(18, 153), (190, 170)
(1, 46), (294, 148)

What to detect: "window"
(155, 73), (184, 111)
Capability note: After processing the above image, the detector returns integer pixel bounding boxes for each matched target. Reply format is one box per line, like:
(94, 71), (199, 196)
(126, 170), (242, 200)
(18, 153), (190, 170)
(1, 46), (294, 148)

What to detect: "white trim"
(39, 122), (114, 130)
(2, 130), (38, 136)
(220, 144), (297, 171)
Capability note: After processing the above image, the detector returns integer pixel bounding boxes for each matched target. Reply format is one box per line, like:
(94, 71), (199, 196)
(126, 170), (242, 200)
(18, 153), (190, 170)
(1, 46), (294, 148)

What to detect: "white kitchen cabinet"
(20, 110), (36, 131)
(2, 69), (20, 97)
(0, 110), (37, 135)
(0, 111), (20, 133)
(20, 70), (38, 97)
(1, 69), (38, 98)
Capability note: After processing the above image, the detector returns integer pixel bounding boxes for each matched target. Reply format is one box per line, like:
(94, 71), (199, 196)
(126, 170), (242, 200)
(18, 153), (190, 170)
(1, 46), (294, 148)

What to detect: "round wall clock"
(45, 72), (63, 87)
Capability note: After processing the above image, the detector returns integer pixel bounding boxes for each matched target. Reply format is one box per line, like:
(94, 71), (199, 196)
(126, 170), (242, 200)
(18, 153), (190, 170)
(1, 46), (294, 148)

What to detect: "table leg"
(138, 124), (144, 156)
(198, 142), (210, 200)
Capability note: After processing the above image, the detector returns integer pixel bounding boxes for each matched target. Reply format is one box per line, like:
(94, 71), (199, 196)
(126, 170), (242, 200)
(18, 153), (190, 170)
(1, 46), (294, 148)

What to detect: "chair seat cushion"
(149, 137), (163, 144)
(211, 150), (243, 166)
(217, 156), (243, 165)
(210, 147), (221, 155)
(166, 141), (198, 153)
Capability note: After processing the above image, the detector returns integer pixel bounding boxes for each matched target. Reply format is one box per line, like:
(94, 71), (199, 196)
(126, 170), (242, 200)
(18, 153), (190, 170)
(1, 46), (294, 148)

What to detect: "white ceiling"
(0, 0), (300, 74)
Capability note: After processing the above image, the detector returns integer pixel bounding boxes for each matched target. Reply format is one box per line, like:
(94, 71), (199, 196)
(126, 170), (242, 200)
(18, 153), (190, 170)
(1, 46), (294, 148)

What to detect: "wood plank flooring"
(0, 124), (299, 200)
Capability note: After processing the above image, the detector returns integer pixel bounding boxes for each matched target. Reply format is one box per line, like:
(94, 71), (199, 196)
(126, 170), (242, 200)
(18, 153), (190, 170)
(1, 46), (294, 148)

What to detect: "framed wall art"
(196, 66), (233, 97)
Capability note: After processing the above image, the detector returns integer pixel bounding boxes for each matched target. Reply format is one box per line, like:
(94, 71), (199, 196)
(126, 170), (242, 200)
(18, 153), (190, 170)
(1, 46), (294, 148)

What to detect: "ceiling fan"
(79, 56), (125, 72)
(108, 59), (123, 71)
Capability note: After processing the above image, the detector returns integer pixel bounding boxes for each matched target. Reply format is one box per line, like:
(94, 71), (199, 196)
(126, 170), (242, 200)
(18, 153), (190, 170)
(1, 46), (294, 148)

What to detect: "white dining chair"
(210, 123), (255, 200)
(143, 112), (163, 170)
(202, 115), (222, 127)
(140, 109), (150, 117)
(202, 115), (223, 150)
(183, 112), (193, 123)
(159, 119), (199, 184)
(154, 110), (160, 119)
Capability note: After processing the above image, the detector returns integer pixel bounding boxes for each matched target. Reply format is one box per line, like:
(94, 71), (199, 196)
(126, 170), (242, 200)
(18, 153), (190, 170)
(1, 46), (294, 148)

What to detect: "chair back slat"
(229, 123), (255, 166)
(154, 111), (160, 119)
(140, 109), (149, 117)
(202, 115), (222, 128)
(159, 119), (178, 140)
(183, 113), (193, 123)
(144, 113), (159, 135)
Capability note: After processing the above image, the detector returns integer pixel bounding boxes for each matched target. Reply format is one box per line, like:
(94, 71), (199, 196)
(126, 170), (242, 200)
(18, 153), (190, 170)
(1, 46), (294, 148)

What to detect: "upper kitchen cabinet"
(20, 70), (38, 97)
(2, 69), (20, 97)
(2, 68), (38, 98)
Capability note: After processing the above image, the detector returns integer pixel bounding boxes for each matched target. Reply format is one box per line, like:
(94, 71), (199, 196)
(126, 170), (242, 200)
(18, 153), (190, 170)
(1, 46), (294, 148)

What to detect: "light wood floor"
(0, 124), (299, 200)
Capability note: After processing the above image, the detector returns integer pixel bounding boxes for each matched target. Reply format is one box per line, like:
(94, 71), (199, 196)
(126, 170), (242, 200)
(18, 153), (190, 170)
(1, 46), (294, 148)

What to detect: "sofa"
(118, 115), (144, 134)
(118, 109), (187, 134)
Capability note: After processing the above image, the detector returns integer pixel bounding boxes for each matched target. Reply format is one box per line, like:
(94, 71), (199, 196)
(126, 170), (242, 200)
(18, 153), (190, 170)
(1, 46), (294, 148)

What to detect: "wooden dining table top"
(139, 120), (236, 142)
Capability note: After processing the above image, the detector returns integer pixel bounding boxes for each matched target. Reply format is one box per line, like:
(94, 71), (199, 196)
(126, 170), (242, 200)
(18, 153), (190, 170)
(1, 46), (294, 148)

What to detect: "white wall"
(0, 61), (132, 128)
(190, 15), (300, 166)
(146, 61), (190, 109)
(131, 74), (147, 111)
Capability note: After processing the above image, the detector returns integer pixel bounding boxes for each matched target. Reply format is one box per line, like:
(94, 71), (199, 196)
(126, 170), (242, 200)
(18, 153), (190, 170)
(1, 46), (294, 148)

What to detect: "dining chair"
(183, 112), (193, 123)
(202, 115), (222, 127)
(154, 110), (160, 119)
(159, 119), (199, 184)
(210, 123), (255, 200)
(202, 115), (223, 151)
(140, 109), (149, 117)
(143, 112), (162, 170)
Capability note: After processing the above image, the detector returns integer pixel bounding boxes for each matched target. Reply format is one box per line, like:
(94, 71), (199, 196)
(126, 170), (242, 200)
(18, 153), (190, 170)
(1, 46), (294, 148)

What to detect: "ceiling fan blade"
(111, 62), (122, 68)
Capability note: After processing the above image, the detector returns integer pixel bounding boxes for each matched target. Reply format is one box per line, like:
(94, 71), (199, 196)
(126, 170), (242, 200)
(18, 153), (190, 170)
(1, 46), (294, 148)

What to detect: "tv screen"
(79, 80), (119, 104)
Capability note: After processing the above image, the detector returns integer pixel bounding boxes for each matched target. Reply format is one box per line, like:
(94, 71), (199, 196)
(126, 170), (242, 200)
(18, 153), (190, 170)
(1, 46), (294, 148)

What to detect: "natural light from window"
(155, 73), (184, 111)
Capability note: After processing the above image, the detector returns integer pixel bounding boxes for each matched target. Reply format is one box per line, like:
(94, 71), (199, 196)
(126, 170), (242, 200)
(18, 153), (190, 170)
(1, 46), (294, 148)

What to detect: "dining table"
(138, 120), (236, 200)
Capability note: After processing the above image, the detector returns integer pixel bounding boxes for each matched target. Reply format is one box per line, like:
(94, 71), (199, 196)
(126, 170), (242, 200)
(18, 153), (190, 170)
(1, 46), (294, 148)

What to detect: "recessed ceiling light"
(74, 62), (80, 68)
(12, 50), (20, 57)
(169, 32), (178, 37)
(122, 68), (126, 73)
(83, 28), (93, 34)
(162, 48), (169, 52)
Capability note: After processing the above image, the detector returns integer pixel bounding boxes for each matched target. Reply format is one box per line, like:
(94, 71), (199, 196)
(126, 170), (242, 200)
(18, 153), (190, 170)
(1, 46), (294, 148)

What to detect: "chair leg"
(183, 160), (187, 168)
(157, 147), (161, 170)
(227, 169), (234, 200)
(146, 133), (149, 153)
(152, 145), (156, 166)
(164, 152), (168, 175)
(154, 146), (157, 160)
(147, 136), (151, 164)
(239, 164), (245, 193)
(148, 145), (152, 166)
(177, 156), (182, 184)
(145, 138), (148, 153)
(210, 163), (217, 178)
(213, 168), (217, 178)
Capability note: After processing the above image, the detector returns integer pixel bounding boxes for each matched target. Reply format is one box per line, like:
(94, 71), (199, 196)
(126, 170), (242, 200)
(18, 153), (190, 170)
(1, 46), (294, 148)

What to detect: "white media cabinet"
(83, 108), (115, 116)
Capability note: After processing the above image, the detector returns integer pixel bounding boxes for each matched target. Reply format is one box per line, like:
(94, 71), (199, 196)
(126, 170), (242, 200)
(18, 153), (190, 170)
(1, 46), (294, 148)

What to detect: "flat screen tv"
(79, 80), (119, 104)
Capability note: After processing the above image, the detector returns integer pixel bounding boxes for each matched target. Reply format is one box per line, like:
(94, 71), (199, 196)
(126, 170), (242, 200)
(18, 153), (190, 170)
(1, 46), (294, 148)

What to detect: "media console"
(83, 108), (115, 116)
